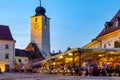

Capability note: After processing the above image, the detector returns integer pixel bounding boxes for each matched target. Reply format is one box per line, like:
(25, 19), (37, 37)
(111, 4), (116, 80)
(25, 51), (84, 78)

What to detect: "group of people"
(66, 61), (120, 76)
(81, 62), (120, 76)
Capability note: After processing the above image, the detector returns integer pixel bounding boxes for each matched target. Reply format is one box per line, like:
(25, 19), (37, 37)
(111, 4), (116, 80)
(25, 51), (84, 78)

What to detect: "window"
(5, 54), (9, 59)
(114, 41), (120, 48)
(114, 20), (119, 27)
(18, 59), (21, 62)
(35, 18), (37, 22)
(105, 25), (108, 31)
(5, 44), (9, 49)
(45, 18), (47, 24)
(119, 37), (120, 42)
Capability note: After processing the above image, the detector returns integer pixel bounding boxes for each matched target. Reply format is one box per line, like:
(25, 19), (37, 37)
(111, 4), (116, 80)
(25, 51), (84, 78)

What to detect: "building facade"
(82, 10), (120, 65)
(15, 49), (33, 65)
(84, 10), (120, 49)
(0, 25), (15, 72)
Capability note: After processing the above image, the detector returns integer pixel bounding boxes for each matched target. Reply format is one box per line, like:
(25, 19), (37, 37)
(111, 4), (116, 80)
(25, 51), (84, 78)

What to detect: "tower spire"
(35, 0), (46, 16)
(39, 0), (41, 6)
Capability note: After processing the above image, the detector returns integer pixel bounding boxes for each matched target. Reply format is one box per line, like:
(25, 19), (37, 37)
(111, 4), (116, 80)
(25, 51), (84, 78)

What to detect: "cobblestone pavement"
(0, 73), (120, 80)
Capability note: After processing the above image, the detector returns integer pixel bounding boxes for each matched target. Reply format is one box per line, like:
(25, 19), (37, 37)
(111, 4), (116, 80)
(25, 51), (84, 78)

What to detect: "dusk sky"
(0, 0), (120, 52)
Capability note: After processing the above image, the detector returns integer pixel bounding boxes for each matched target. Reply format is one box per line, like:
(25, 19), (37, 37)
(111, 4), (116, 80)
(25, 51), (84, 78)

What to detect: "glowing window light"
(98, 55), (104, 57)
(109, 52), (114, 53)
(68, 53), (73, 56)
(66, 61), (68, 63)
(59, 56), (63, 59)
(0, 65), (5, 72)
(53, 62), (55, 65)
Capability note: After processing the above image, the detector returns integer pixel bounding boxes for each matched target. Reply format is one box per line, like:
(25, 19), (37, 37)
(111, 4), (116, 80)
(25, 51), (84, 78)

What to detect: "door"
(5, 64), (9, 72)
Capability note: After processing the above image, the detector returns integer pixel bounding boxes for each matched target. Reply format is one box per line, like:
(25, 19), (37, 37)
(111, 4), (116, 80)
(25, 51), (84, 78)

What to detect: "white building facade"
(0, 25), (15, 72)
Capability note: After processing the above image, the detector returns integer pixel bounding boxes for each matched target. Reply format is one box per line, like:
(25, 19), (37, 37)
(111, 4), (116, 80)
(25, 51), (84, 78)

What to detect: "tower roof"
(0, 25), (14, 41)
(35, 0), (46, 16)
(35, 6), (46, 16)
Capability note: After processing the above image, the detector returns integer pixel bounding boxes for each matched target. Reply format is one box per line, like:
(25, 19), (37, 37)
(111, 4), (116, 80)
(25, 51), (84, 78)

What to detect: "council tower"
(30, 1), (50, 58)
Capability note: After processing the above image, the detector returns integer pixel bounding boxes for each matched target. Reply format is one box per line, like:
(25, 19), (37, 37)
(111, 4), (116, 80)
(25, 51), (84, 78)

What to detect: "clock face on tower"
(34, 23), (39, 29)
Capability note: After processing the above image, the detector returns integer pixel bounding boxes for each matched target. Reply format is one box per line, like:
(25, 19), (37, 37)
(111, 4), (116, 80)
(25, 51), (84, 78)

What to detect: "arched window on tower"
(35, 18), (37, 22)
(45, 18), (47, 24)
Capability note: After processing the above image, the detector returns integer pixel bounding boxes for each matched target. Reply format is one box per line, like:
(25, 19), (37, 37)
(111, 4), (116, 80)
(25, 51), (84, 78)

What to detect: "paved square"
(0, 73), (120, 80)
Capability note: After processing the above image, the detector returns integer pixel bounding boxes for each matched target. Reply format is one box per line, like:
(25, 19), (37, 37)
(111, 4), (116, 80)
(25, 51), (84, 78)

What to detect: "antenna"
(39, 0), (41, 6)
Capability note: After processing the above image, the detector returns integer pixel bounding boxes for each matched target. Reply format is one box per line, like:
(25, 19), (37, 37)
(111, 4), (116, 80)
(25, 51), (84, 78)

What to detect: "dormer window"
(114, 17), (120, 27)
(105, 26), (108, 30)
(114, 20), (119, 27)
(105, 22), (113, 31)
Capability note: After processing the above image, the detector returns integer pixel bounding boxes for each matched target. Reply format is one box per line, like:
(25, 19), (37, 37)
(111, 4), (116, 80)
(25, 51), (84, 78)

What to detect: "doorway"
(5, 64), (9, 72)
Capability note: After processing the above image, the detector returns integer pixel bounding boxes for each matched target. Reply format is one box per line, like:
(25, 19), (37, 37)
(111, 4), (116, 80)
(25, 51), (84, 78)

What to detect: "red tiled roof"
(93, 10), (120, 41)
(0, 25), (14, 41)
(26, 42), (45, 59)
(111, 9), (120, 22)
(15, 49), (33, 57)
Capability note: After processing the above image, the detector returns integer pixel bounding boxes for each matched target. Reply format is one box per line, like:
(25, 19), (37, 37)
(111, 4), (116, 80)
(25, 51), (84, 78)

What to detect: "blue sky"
(0, 0), (120, 52)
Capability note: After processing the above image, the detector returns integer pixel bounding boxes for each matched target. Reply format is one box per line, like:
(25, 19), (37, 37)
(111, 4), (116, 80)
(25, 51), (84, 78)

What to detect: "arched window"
(35, 18), (37, 22)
